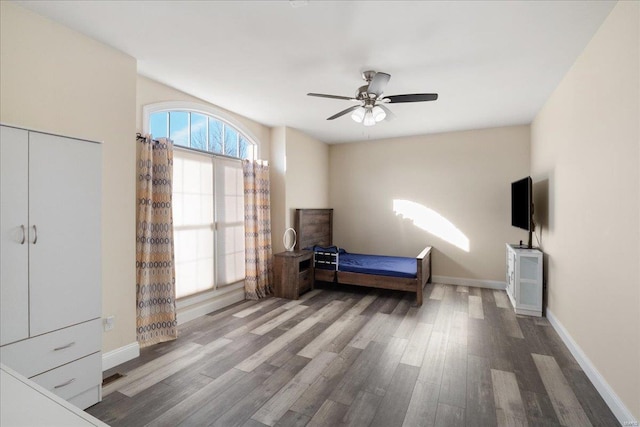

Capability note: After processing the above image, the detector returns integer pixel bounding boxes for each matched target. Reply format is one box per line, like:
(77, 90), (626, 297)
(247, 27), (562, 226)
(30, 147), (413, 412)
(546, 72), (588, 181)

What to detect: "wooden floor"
(88, 283), (619, 427)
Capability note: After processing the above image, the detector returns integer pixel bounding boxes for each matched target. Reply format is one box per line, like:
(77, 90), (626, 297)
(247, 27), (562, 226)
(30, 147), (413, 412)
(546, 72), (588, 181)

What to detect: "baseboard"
(176, 287), (245, 325)
(101, 288), (244, 371)
(101, 287), (244, 371)
(546, 309), (638, 426)
(431, 275), (506, 290)
(102, 342), (140, 372)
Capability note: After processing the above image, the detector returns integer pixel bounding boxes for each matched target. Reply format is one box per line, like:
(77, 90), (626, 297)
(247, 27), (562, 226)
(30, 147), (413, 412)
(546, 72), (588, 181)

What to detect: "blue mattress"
(338, 252), (417, 279)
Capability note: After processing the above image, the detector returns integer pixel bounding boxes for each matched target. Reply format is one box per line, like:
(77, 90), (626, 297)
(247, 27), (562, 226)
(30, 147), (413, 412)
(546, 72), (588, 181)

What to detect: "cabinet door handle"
(53, 342), (75, 351)
(54, 378), (76, 389)
(20, 225), (26, 244)
(32, 224), (38, 244)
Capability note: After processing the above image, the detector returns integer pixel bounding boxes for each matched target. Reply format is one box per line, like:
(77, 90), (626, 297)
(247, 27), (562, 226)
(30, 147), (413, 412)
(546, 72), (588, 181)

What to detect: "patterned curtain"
(136, 135), (178, 348)
(243, 159), (273, 299)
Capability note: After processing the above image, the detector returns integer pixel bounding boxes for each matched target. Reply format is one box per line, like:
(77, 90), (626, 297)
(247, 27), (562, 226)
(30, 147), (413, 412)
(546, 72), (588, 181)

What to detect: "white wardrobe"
(0, 125), (102, 409)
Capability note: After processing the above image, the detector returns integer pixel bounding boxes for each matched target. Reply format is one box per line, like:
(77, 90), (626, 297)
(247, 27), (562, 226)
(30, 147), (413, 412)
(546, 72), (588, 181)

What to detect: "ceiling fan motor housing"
(356, 85), (375, 101)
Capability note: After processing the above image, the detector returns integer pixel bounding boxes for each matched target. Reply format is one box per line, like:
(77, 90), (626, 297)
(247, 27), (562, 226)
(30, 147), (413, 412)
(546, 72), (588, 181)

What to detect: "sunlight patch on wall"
(393, 199), (470, 252)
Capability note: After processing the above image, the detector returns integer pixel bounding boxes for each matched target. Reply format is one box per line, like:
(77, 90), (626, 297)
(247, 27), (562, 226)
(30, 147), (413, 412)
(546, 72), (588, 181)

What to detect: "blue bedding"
(309, 245), (417, 279)
(339, 252), (417, 279)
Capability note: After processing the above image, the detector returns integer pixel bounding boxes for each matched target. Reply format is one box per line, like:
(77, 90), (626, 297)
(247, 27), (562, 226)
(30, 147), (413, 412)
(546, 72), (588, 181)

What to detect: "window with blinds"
(172, 149), (245, 299)
(144, 101), (256, 300)
(214, 157), (245, 287)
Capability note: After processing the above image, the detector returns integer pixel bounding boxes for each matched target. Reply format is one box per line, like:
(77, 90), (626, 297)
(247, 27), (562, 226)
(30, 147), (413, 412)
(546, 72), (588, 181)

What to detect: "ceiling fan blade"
(378, 104), (396, 121)
(327, 105), (360, 120)
(385, 93), (438, 103)
(308, 93), (356, 101)
(367, 72), (390, 97)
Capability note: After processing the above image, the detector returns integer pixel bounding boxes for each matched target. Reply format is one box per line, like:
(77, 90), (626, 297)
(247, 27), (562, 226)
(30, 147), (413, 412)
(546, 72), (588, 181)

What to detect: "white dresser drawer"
(0, 318), (101, 378)
(31, 352), (102, 408)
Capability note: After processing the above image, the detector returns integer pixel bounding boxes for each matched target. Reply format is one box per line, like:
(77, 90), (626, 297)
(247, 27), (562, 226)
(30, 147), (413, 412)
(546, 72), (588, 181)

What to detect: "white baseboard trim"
(101, 288), (245, 372)
(431, 275), (506, 290)
(546, 309), (638, 426)
(176, 287), (245, 325)
(102, 342), (140, 372)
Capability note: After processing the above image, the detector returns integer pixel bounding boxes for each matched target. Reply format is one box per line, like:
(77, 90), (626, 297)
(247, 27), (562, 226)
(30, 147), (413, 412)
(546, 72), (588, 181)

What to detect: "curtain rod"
(136, 133), (161, 144)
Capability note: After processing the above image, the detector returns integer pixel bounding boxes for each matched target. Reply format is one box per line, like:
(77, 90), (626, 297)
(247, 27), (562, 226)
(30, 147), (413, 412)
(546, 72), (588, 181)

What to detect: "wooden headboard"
(294, 209), (333, 250)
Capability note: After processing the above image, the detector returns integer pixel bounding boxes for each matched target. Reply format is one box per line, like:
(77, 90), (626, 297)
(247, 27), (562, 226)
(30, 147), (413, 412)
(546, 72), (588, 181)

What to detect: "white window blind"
(173, 150), (215, 298)
(172, 149), (245, 299)
(214, 157), (245, 287)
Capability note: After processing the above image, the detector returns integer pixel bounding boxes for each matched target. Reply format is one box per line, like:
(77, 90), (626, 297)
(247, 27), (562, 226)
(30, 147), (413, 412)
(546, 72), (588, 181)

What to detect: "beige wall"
(270, 127), (288, 254)
(531, 0), (639, 420)
(0, 2), (137, 354)
(329, 125), (530, 283)
(284, 127), (330, 233)
(270, 127), (330, 253)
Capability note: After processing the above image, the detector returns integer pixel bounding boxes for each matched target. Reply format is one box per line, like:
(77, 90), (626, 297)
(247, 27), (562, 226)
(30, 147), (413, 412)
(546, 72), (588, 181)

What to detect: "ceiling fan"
(308, 70), (438, 126)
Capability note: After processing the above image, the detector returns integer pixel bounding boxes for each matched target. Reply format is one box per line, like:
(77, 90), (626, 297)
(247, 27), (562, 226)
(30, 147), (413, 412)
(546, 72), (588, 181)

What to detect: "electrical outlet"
(104, 316), (115, 331)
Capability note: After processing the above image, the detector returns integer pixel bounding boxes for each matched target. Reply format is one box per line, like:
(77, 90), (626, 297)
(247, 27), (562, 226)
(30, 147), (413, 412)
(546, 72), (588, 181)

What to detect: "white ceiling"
(16, 0), (615, 144)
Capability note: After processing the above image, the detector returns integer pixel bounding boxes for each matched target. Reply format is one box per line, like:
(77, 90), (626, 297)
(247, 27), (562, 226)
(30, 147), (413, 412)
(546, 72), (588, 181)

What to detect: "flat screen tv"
(511, 176), (533, 247)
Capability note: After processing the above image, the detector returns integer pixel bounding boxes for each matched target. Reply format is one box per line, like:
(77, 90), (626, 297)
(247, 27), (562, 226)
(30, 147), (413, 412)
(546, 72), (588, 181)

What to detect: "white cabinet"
(1, 364), (109, 427)
(506, 244), (543, 317)
(0, 126), (29, 344)
(28, 132), (102, 335)
(0, 125), (102, 409)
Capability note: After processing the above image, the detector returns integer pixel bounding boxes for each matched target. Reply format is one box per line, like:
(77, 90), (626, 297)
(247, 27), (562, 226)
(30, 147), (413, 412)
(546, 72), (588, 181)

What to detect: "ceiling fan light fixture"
(372, 105), (386, 122)
(351, 106), (366, 123)
(363, 109), (376, 126)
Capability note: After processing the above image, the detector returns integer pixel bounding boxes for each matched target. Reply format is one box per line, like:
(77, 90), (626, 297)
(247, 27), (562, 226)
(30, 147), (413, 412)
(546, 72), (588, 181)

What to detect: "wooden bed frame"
(294, 209), (432, 306)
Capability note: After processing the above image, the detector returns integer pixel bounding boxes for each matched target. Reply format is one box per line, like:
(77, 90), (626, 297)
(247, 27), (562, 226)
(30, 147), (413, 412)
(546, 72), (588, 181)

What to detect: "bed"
(294, 208), (432, 306)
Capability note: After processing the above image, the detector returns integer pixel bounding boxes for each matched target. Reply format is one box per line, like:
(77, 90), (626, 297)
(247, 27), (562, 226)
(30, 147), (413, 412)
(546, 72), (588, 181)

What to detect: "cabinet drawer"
(31, 352), (101, 406)
(299, 269), (312, 293)
(0, 318), (101, 378)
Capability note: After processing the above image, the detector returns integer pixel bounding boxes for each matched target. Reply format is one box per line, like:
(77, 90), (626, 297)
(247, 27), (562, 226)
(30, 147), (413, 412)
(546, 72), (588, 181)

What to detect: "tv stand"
(506, 244), (543, 317)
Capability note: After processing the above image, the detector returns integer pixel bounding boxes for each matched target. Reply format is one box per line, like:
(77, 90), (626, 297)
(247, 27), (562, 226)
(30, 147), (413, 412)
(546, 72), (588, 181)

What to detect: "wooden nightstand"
(273, 250), (313, 300)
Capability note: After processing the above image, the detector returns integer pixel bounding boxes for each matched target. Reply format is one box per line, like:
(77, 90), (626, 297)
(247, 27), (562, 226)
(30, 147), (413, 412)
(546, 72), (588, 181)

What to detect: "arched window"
(143, 101), (257, 160)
